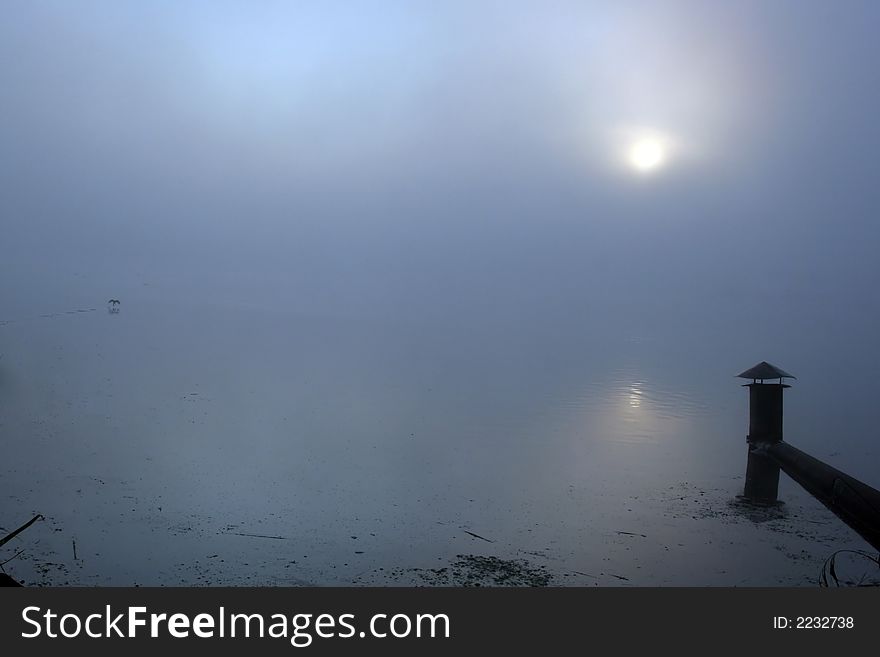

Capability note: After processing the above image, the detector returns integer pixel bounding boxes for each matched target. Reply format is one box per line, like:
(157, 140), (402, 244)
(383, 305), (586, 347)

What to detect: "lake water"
(2, 267), (876, 587)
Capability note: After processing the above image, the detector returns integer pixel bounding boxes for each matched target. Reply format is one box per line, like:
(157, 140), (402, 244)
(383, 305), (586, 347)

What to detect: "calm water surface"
(2, 278), (876, 586)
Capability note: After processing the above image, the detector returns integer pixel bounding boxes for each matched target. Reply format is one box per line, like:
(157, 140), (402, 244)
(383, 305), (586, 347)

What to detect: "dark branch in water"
(820, 549), (880, 587)
(0, 548), (26, 567)
(226, 532), (287, 540)
(463, 530), (494, 543)
(0, 514), (44, 549)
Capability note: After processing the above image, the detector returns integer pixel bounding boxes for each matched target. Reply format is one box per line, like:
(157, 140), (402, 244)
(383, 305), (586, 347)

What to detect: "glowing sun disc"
(629, 139), (665, 172)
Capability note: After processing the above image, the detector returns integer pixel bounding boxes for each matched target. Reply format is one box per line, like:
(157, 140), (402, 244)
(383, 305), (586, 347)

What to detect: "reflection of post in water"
(736, 361), (880, 552)
(738, 361), (793, 503)
(107, 299), (121, 314)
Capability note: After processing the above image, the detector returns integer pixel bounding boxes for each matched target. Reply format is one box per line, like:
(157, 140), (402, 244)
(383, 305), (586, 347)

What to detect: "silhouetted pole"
(737, 361), (795, 503)
(765, 441), (880, 551)
(736, 361), (880, 550)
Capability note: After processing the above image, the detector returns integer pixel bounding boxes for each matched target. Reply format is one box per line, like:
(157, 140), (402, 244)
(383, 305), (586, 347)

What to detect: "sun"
(628, 138), (665, 172)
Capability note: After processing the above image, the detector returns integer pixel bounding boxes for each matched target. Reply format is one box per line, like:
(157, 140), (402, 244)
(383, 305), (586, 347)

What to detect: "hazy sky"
(2, 1), (880, 344)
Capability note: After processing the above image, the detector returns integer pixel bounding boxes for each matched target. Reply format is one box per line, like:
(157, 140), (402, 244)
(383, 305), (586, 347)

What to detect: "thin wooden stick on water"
(226, 532), (287, 540)
(573, 571), (599, 579)
(0, 514), (44, 549)
(0, 549), (26, 567)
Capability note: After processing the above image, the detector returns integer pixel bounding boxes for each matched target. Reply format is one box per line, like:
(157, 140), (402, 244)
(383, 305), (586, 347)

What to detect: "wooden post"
(735, 362), (795, 504)
(735, 362), (880, 549)
(766, 441), (880, 551)
(742, 382), (785, 503)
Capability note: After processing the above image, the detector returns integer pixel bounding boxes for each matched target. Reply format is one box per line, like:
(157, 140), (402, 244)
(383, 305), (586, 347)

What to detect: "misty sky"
(2, 0), (880, 353)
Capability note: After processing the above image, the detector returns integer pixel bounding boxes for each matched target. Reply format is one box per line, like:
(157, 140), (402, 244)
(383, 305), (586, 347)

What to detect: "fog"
(2, 1), (879, 585)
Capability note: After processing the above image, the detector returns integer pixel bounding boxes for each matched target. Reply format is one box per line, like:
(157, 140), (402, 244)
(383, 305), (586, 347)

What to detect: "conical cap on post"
(736, 361), (796, 382)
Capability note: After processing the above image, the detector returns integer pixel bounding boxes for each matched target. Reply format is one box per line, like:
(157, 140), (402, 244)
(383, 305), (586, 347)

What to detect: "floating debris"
(357, 555), (552, 587)
(225, 532), (287, 540)
(820, 550), (880, 587)
(463, 529), (494, 543)
(0, 514), (44, 549)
